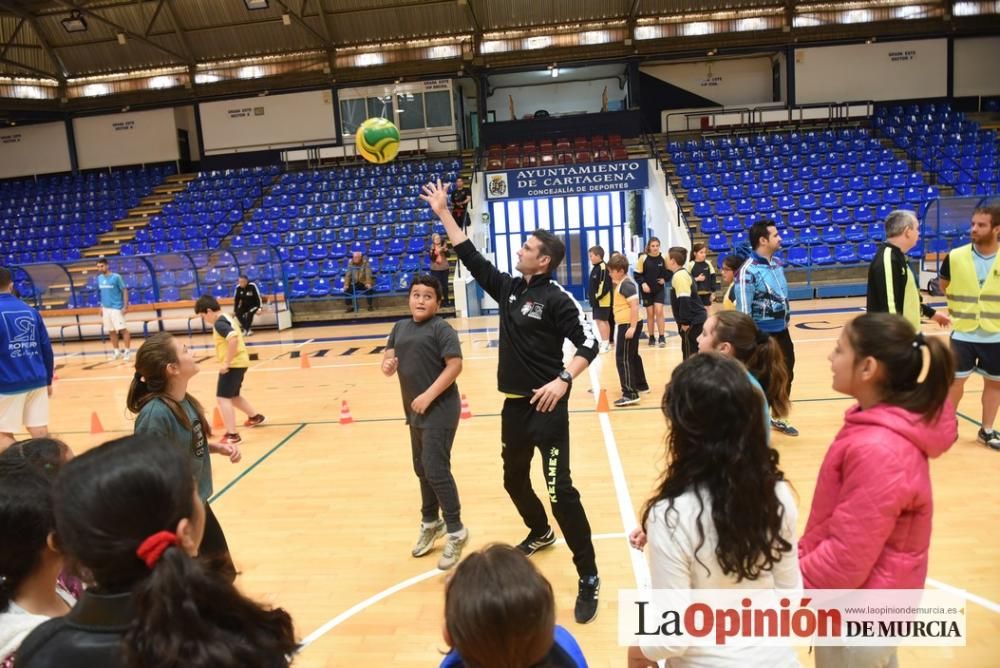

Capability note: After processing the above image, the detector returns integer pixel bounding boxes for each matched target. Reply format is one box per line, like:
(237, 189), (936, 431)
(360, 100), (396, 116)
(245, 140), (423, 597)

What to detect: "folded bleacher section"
(486, 134), (628, 169)
(230, 157), (461, 300)
(669, 127), (945, 269)
(120, 166), (279, 257)
(875, 102), (999, 197)
(1, 165), (175, 268)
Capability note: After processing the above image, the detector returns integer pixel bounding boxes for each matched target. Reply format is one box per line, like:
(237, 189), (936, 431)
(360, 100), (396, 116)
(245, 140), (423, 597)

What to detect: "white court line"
(587, 354), (650, 589)
(297, 533), (627, 651)
(926, 577), (1000, 615)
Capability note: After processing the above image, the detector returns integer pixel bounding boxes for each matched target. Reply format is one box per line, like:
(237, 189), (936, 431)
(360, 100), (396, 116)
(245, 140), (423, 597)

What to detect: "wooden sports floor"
(37, 296), (1000, 667)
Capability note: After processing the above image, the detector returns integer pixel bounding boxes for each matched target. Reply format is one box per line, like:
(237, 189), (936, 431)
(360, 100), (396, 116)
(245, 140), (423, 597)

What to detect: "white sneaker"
(111, 349), (121, 360)
(599, 342), (611, 354)
(437, 528), (470, 570)
(122, 349), (132, 361)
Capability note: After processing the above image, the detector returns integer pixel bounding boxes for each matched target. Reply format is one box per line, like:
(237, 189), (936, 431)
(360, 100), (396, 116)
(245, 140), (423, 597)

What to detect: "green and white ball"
(356, 117), (400, 164)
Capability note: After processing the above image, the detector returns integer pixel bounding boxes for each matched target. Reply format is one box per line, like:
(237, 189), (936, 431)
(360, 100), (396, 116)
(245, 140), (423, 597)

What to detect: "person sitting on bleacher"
(344, 252), (375, 313)
(233, 275), (263, 336)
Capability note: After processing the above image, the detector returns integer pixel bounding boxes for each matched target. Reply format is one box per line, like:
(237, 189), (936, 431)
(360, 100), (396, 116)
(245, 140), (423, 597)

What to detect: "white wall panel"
(954, 36), (1000, 97)
(0, 122), (71, 179)
(73, 108), (179, 170)
(199, 89), (337, 155)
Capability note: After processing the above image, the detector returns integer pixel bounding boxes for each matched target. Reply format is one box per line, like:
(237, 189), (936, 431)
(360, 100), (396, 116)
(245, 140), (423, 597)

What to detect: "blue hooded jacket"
(0, 293), (54, 394)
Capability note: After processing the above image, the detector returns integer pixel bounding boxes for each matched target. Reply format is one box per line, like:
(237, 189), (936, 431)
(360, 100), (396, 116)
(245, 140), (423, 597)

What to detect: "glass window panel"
(522, 200), (536, 232)
(509, 236), (522, 275)
(599, 229), (610, 255)
(339, 98), (366, 135)
(496, 236), (509, 274)
(425, 90), (453, 128)
(567, 197), (581, 231)
(397, 92), (425, 130)
(611, 191), (623, 225)
(367, 96), (391, 119)
(552, 198), (566, 230)
(581, 195), (595, 229)
(492, 201), (507, 233)
(507, 201), (521, 233)
(597, 194), (611, 227)
(536, 198), (551, 230)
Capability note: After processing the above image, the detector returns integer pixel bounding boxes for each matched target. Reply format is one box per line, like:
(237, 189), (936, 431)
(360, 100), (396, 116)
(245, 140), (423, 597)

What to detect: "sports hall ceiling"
(0, 1), (995, 113)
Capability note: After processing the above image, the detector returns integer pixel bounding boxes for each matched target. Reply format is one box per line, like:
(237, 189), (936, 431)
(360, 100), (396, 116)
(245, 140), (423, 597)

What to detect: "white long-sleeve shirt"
(639, 482), (802, 667)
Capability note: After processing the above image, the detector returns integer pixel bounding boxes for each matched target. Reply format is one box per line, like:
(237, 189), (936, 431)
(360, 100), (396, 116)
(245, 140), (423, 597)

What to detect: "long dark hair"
(0, 437), (72, 477)
(843, 313), (953, 420)
(444, 544), (555, 668)
(127, 332), (211, 437)
(641, 354), (792, 582)
(0, 459), (56, 612)
(711, 311), (790, 417)
(53, 435), (297, 667)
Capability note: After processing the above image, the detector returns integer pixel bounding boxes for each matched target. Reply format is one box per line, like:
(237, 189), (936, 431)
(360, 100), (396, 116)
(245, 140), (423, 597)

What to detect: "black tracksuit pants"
(500, 397), (597, 578)
(615, 321), (648, 397)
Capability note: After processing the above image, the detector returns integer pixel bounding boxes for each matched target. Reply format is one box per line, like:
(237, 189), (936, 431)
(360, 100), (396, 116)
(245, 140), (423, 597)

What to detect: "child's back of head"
(444, 544), (556, 668)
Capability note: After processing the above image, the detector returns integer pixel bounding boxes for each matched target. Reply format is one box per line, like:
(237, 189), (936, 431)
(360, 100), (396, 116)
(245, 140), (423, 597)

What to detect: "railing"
(663, 101), (876, 139)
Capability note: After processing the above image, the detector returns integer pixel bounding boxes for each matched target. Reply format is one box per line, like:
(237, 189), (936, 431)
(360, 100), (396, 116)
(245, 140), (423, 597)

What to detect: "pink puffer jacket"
(799, 401), (957, 589)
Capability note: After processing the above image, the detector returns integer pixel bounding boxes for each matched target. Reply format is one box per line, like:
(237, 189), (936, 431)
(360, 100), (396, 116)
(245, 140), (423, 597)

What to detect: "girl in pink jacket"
(801, 313), (957, 667)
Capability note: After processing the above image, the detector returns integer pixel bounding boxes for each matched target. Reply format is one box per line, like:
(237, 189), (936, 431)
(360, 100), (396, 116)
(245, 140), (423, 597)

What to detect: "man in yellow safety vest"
(939, 205), (1000, 450)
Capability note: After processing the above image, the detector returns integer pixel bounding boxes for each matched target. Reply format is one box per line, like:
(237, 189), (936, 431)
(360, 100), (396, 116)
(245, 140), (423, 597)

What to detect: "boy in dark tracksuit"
(419, 179), (601, 625)
(666, 247), (707, 359)
(587, 246), (612, 353)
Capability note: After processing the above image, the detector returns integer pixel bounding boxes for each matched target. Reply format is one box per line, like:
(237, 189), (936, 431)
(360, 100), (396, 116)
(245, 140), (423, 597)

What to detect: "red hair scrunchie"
(136, 531), (179, 569)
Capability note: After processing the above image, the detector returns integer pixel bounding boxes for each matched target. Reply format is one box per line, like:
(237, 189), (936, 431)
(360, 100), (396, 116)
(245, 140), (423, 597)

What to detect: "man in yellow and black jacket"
(866, 210), (950, 329)
(939, 204), (1000, 450)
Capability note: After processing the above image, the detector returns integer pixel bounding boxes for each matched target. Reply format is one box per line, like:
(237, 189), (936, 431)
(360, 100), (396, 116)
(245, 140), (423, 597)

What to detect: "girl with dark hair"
(687, 243), (716, 307)
(14, 435), (297, 668)
(0, 461), (75, 668)
(627, 354), (800, 667)
(634, 237), (669, 347)
(441, 544), (587, 668)
(697, 310), (791, 427)
(719, 254), (744, 311)
(802, 313), (957, 668)
(127, 332), (240, 582)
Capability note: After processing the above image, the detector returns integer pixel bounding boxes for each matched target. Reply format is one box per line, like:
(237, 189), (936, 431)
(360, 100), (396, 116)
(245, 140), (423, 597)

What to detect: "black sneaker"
(648, 335), (656, 347)
(770, 417), (800, 437)
(574, 575), (600, 624)
(658, 335), (666, 348)
(614, 395), (640, 407)
(515, 528), (556, 556)
(977, 427), (1000, 451)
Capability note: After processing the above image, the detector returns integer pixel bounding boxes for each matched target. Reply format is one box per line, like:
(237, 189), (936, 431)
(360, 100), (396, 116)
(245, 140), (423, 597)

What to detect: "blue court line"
(208, 422), (306, 505)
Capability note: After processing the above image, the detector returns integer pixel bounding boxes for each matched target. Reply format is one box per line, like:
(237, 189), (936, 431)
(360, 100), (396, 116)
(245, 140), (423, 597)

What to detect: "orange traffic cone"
(596, 389), (610, 413)
(460, 394), (472, 420)
(90, 412), (104, 434)
(339, 400), (354, 425)
(300, 351), (311, 369)
(213, 406), (225, 430)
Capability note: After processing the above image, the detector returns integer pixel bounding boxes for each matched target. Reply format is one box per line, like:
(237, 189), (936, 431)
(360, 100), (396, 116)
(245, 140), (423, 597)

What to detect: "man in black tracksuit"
(419, 179), (601, 625)
(233, 275), (262, 335)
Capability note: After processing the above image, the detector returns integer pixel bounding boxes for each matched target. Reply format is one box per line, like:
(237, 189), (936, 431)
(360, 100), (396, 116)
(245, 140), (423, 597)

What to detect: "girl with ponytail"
(14, 435), (296, 668)
(801, 313), (957, 668)
(697, 310), (790, 434)
(127, 332), (240, 582)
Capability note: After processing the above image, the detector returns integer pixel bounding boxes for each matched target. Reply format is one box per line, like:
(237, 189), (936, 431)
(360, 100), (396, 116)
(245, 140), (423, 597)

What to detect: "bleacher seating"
(875, 102), (999, 197)
(121, 166), (278, 258)
(486, 135), (627, 170)
(230, 157), (461, 299)
(0, 164), (175, 266)
(669, 127), (954, 269)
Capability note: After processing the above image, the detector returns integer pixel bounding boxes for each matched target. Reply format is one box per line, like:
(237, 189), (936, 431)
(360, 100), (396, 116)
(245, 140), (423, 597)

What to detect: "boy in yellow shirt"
(195, 295), (266, 445)
(607, 253), (649, 407)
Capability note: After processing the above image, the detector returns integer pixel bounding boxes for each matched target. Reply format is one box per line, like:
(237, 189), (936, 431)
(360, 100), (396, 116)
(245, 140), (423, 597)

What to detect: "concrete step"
(81, 247), (118, 258)
(114, 218), (150, 230)
(128, 205), (162, 216)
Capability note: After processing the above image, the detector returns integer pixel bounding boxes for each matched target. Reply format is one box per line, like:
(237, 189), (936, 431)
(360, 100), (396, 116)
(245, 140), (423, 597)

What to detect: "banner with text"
(485, 160), (648, 200)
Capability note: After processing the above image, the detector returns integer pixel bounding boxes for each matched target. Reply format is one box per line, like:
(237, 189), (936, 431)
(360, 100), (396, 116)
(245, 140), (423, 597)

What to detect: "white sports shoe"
(122, 349), (132, 361)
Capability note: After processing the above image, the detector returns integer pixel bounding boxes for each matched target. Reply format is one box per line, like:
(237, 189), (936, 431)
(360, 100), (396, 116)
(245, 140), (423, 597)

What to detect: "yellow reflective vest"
(946, 244), (1000, 333)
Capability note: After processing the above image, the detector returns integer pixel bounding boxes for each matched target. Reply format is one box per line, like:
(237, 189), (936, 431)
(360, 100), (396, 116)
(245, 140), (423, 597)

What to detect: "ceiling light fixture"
(244, 0), (269, 10)
(281, 13), (291, 26)
(61, 11), (87, 33)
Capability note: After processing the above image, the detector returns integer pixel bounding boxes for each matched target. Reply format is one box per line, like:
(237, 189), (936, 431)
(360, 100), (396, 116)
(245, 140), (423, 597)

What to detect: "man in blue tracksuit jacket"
(0, 267), (54, 447)
(734, 221), (799, 437)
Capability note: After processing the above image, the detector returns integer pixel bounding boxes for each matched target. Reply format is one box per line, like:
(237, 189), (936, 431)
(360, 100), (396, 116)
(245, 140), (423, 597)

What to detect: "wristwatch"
(557, 370), (573, 384)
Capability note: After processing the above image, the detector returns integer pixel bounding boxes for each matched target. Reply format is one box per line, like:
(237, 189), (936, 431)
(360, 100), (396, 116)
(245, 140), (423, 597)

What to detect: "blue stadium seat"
(811, 246), (835, 265)
(834, 245), (859, 264)
(798, 227), (820, 245)
(845, 224), (866, 242)
(787, 247), (808, 266)
(821, 225), (845, 244)
(708, 234), (728, 253)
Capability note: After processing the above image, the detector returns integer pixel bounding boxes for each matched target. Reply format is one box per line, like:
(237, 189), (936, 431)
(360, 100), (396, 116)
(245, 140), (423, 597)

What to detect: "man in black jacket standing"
(420, 180), (601, 624)
(866, 209), (950, 329)
(233, 275), (263, 336)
